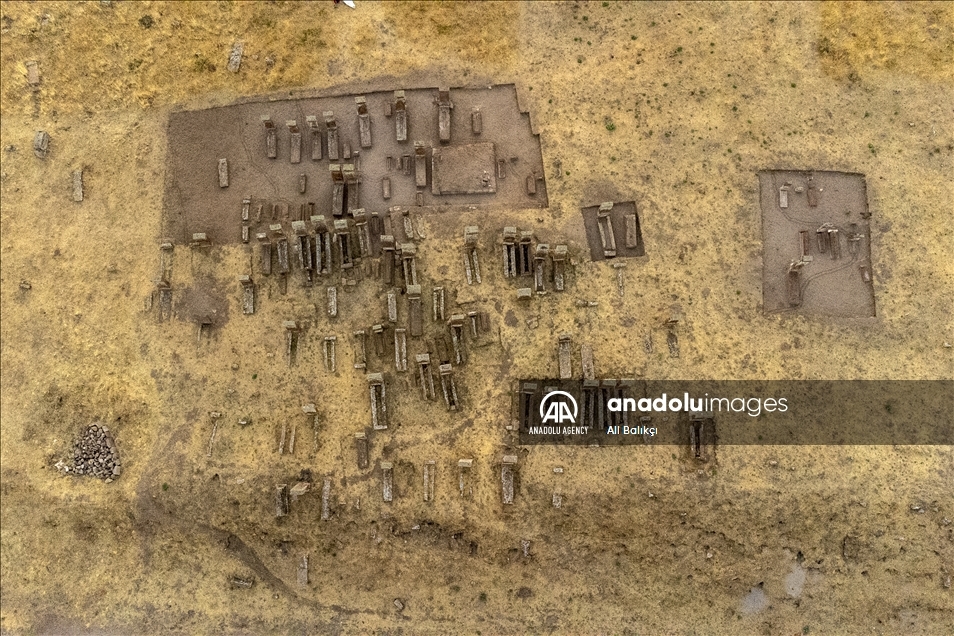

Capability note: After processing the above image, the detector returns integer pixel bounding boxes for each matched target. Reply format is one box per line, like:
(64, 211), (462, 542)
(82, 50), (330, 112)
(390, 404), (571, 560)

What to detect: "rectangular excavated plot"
(163, 84), (546, 246)
(580, 201), (645, 261)
(759, 170), (875, 317)
(431, 143), (497, 195)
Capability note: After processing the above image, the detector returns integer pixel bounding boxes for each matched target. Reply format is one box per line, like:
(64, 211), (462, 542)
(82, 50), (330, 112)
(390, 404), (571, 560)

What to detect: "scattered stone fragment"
(229, 576), (254, 589)
(381, 461), (393, 502)
(558, 335), (572, 379)
(218, 158), (229, 188)
(581, 344), (595, 380)
(33, 131), (49, 159)
(458, 458), (473, 498)
(501, 455), (517, 504)
(321, 477), (332, 520)
(72, 169), (84, 202)
(289, 482), (310, 497)
(297, 555), (309, 586)
(227, 41), (244, 73)
(667, 327), (679, 358)
(26, 60), (39, 85)
(368, 373), (387, 429)
(274, 484), (290, 517)
(354, 433), (369, 470)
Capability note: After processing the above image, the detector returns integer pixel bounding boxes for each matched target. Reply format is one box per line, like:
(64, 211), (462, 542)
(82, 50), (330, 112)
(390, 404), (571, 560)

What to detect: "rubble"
(64, 423), (121, 480)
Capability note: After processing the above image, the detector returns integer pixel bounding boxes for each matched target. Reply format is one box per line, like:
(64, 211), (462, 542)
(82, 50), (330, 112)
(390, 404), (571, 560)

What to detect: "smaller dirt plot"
(759, 170), (875, 318)
(580, 201), (645, 262)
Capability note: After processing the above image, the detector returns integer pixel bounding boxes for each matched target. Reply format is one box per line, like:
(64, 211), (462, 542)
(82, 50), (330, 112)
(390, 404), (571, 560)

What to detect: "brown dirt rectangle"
(759, 170), (875, 317)
(163, 85), (547, 246)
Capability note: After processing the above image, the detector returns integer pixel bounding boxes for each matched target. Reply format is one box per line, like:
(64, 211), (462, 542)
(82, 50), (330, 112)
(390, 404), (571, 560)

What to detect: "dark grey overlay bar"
(516, 380), (953, 445)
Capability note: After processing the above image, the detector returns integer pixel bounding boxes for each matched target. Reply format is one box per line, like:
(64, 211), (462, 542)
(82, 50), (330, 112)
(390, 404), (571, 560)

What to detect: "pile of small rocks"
(66, 423), (121, 480)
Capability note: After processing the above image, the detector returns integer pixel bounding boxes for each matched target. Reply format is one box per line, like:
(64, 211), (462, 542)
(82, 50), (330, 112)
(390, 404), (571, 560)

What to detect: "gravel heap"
(70, 423), (121, 480)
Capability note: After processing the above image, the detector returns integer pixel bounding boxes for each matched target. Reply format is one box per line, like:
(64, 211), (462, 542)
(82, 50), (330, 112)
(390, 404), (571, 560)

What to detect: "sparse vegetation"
(250, 14), (276, 29)
(192, 54), (216, 73)
(297, 28), (325, 47)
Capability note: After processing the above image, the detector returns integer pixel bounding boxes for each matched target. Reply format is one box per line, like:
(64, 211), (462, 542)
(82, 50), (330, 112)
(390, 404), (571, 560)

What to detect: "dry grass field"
(1, 2), (952, 634)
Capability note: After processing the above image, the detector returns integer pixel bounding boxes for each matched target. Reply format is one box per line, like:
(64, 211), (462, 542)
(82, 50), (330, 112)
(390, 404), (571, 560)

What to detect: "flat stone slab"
(431, 142), (497, 195)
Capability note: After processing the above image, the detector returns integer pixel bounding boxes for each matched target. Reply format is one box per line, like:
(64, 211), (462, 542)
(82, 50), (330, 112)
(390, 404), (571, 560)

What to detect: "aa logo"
(540, 391), (578, 424)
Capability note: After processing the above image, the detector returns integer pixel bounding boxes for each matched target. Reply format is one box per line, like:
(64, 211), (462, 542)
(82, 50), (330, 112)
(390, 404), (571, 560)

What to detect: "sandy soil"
(1, 1), (952, 634)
